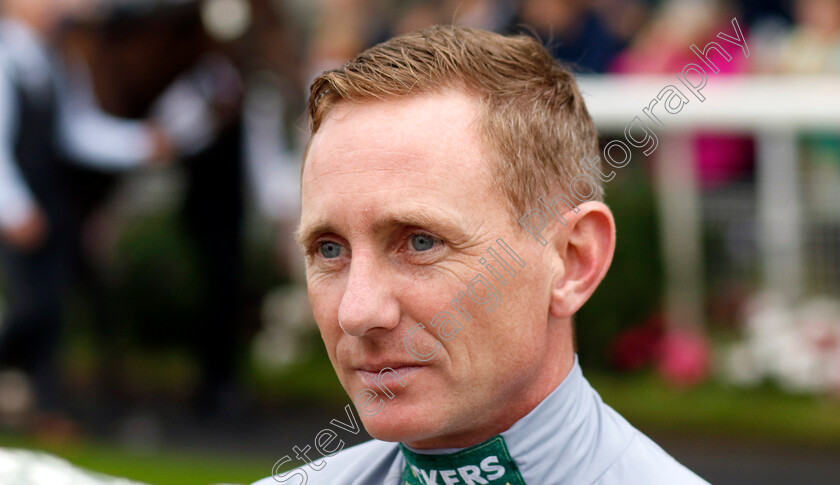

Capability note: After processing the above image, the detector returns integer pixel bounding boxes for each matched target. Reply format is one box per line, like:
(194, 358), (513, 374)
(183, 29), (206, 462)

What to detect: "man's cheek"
(448, 275), (504, 337)
(309, 285), (342, 328)
(312, 311), (338, 341)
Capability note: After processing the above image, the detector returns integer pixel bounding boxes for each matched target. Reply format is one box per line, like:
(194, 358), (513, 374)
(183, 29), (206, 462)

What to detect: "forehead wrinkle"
(306, 139), (452, 179)
(369, 209), (457, 235)
(305, 165), (432, 191)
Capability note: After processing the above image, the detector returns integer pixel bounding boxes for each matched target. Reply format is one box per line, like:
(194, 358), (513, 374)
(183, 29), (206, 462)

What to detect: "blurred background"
(0, 0), (839, 484)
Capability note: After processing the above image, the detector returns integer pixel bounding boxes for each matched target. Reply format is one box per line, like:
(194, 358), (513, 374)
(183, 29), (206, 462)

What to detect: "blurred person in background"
(610, 0), (755, 190)
(153, 0), (306, 415)
(766, 0), (840, 290)
(507, 0), (630, 72)
(233, 0), (305, 275)
(387, 0), (518, 36)
(305, 0), (378, 85)
(66, 0), (304, 418)
(774, 0), (840, 72)
(0, 0), (171, 431)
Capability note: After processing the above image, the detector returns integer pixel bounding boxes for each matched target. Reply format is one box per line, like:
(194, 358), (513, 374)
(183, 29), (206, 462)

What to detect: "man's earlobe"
(548, 201), (616, 319)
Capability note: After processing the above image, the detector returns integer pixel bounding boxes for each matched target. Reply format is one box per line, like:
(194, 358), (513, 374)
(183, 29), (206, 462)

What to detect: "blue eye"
(410, 234), (436, 252)
(319, 241), (342, 258)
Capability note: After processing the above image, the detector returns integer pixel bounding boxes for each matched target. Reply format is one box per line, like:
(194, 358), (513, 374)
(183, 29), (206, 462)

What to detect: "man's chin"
(357, 401), (446, 444)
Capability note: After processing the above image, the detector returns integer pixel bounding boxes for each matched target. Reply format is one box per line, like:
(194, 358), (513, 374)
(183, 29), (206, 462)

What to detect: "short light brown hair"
(307, 25), (601, 218)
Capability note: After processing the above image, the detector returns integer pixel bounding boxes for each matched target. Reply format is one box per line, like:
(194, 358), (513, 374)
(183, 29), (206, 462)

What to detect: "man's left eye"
(410, 233), (437, 251)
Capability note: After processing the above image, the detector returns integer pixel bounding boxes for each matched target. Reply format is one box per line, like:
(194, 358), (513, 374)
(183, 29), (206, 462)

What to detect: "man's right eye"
(318, 241), (342, 259)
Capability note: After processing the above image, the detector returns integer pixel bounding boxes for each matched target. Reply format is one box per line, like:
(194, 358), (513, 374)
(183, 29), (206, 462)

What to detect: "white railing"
(577, 75), (840, 327)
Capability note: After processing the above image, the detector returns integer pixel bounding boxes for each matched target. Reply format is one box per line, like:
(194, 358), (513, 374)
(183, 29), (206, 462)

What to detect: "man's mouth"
(355, 364), (427, 389)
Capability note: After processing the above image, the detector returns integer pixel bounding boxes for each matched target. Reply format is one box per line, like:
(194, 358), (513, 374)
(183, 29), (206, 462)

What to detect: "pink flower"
(609, 314), (665, 371)
(657, 327), (711, 387)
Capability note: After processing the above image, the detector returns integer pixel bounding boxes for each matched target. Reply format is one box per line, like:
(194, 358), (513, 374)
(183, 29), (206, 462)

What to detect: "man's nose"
(337, 256), (400, 337)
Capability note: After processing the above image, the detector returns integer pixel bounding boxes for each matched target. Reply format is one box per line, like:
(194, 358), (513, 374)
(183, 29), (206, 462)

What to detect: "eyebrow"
(295, 219), (335, 250)
(295, 208), (465, 250)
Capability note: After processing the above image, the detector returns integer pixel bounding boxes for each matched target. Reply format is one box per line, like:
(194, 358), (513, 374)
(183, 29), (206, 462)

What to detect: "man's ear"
(547, 201), (616, 319)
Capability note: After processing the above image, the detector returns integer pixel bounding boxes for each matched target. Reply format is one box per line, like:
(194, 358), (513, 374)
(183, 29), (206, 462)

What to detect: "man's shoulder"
(251, 439), (402, 485)
(592, 431), (711, 485)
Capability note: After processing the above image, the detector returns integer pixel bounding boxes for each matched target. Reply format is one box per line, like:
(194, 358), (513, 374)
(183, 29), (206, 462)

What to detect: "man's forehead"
(297, 90), (506, 246)
(303, 90), (485, 179)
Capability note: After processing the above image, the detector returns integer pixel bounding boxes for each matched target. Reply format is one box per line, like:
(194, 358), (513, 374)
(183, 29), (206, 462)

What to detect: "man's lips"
(354, 364), (428, 388)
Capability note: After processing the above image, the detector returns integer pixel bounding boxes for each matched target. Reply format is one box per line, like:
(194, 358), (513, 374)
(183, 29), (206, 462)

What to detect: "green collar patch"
(399, 435), (526, 485)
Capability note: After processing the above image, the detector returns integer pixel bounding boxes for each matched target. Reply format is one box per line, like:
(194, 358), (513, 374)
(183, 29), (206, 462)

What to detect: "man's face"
(299, 90), (568, 448)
